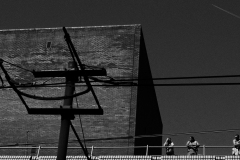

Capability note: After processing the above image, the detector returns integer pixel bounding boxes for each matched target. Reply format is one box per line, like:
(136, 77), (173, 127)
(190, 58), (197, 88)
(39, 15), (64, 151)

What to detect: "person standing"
(163, 138), (174, 155)
(232, 134), (240, 155)
(186, 136), (200, 155)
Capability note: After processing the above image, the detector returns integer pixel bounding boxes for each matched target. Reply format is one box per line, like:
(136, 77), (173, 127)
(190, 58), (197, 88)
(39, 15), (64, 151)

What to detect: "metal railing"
(0, 145), (236, 156)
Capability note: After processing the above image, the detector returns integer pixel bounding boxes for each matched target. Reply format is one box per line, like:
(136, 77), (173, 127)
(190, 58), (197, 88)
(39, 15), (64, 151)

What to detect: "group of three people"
(164, 135), (240, 156)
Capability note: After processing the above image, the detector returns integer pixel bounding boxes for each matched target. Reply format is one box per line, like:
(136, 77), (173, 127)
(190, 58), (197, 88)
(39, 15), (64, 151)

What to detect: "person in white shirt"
(186, 136), (200, 155)
(232, 134), (240, 155)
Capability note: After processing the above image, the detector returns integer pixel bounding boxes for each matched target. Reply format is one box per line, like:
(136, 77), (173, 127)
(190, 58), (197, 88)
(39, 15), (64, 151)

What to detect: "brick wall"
(0, 25), (162, 156)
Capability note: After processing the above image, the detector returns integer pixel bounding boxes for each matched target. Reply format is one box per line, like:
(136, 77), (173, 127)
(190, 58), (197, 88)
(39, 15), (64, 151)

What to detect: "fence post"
(91, 146), (94, 157)
(203, 145), (205, 155)
(146, 145), (148, 156)
(36, 146), (41, 158)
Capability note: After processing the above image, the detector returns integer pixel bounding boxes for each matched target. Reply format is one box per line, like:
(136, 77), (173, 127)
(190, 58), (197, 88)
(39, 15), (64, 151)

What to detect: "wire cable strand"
(75, 90), (87, 149)
(70, 121), (91, 160)
(2, 82), (240, 90)
(1, 59), (33, 72)
(110, 75), (240, 82)
(9, 127), (240, 146)
(3, 56), (240, 84)
(1, 69), (91, 100)
(70, 128), (240, 142)
(212, 4), (240, 19)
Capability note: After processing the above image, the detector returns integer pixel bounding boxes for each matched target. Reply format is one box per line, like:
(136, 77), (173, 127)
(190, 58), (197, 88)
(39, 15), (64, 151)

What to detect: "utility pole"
(57, 76), (76, 160)
(0, 28), (105, 160)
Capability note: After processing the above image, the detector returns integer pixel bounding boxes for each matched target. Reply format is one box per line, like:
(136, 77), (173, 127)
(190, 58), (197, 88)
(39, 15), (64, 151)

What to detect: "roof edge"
(0, 24), (142, 32)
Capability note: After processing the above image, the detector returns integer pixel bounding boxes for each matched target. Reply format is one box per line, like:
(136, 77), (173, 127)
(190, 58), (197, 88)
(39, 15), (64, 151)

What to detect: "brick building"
(0, 25), (162, 155)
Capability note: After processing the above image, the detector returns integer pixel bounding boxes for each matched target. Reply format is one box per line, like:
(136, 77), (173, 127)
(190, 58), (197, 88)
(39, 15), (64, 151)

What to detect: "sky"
(1, 0), (240, 155)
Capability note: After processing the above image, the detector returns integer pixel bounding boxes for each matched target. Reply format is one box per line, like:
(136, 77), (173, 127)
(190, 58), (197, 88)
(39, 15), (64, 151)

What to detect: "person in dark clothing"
(163, 137), (174, 155)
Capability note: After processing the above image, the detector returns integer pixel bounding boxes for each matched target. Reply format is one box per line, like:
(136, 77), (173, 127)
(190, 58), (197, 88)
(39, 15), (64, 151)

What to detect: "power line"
(2, 82), (240, 89)
(71, 128), (240, 142)
(212, 4), (240, 20)
(3, 128), (238, 147)
(3, 58), (240, 88)
(1, 59), (32, 72)
(3, 58), (240, 82)
(74, 90), (87, 149)
(2, 73), (240, 88)
(115, 75), (240, 82)
(70, 121), (90, 160)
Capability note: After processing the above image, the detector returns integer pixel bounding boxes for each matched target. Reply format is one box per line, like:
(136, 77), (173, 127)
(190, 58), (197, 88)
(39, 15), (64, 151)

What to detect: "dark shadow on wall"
(134, 30), (163, 155)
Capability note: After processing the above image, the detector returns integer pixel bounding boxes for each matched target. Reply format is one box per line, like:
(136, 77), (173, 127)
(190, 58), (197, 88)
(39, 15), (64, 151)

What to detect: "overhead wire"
(7, 78), (90, 101)
(2, 127), (240, 147)
(212, 4), (240, 20)
(3, 59), (240, 88)
(112, 74), (240, 82)
(70, 121), (91, 160)
(2, 82), (240, 89)
(1, 32), (240, 145)
(0, 59), (66, 87)
(3, 29), (240, 154)
(69, 128), (240, 142)
(1, 59), (33, 72)
(2, 60), (240, 88)
(74, 90), (87, 149)
(0, 60), (93, 100)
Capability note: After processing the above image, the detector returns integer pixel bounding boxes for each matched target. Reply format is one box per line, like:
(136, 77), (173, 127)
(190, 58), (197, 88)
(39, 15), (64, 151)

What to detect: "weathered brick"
(0, 25), (162, 156)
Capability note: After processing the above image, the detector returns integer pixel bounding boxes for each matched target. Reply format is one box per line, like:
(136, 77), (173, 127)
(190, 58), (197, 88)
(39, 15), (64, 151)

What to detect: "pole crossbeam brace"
(28, 108), (103, 115)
